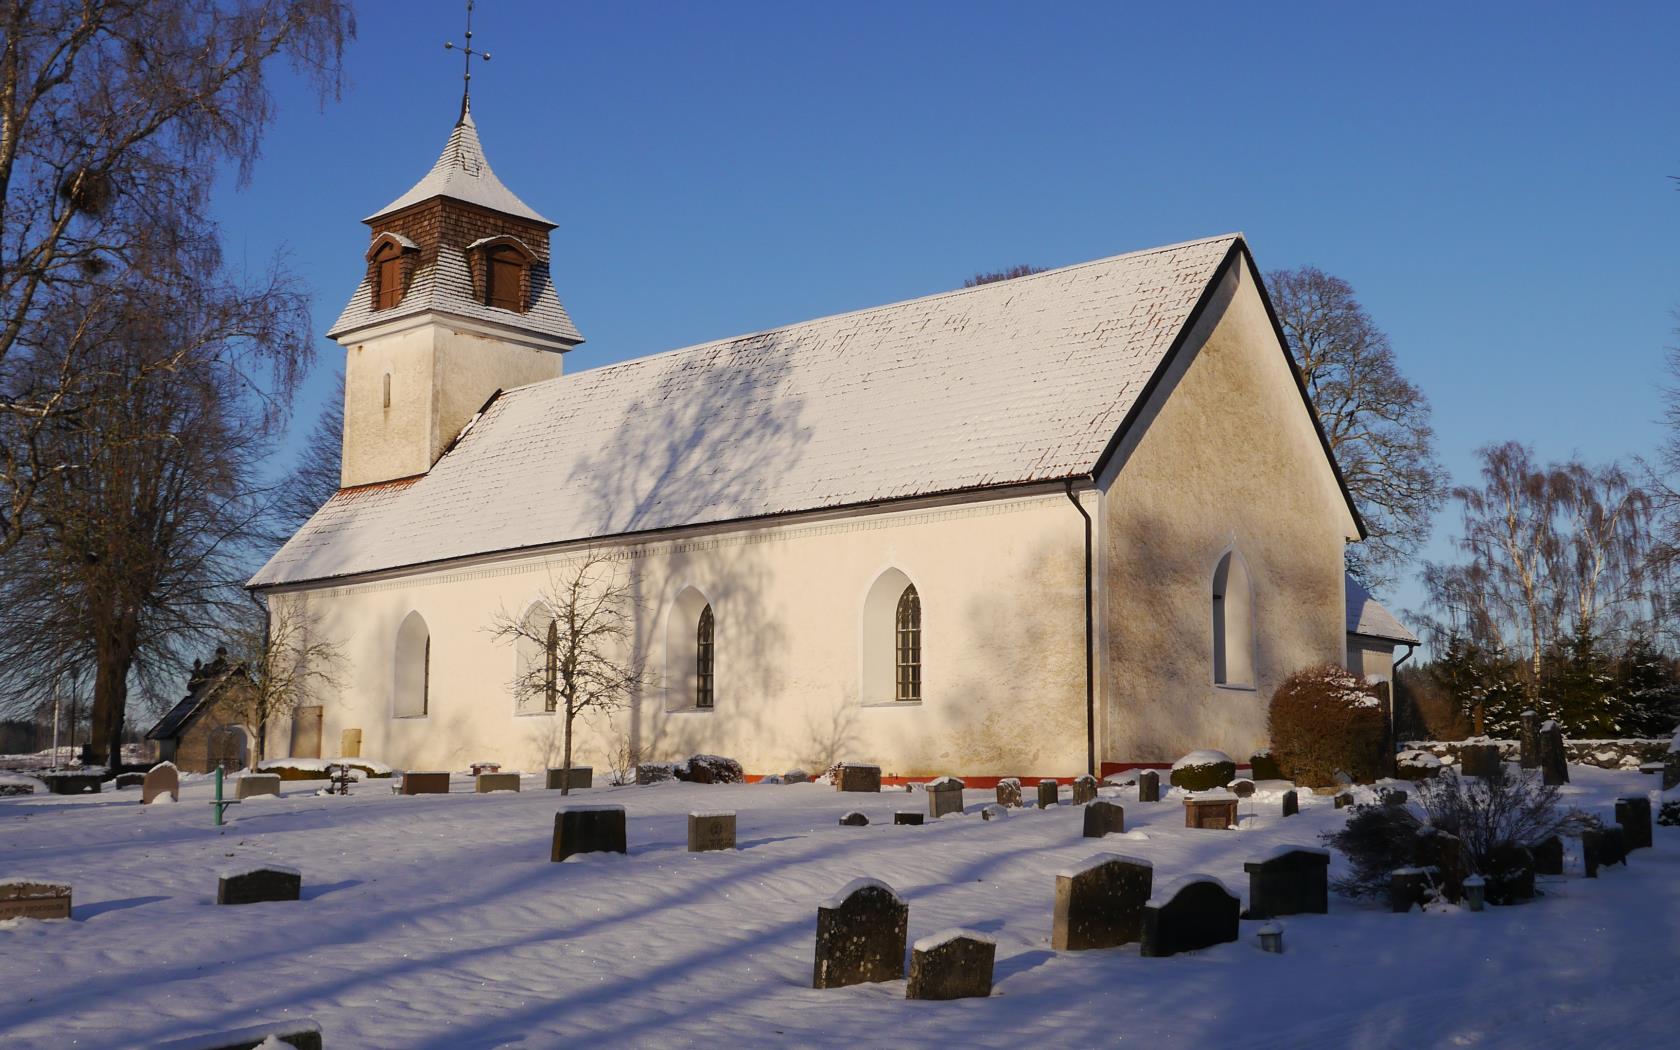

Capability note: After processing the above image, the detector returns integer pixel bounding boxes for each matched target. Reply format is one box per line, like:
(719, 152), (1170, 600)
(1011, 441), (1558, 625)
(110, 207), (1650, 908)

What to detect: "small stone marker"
(470, 762), (500, 777)
(781, 769), (811, 784)
(1459, 742), (1501, 778)
(995, 778), (1022, 808)
(217, 866), (301, 906)
(835, 764), (882, 793)
(687, 811), (736, 852)
(840, 811), (870, 826)
(1281, 789), (1299, 817)
(1183, 795), (1238, 830)
(1602, 825), (1630, 867)
(1140, 875), (1241, 957)
(1137, 770), (1161, 803)
(475, 772), (521, 793)
(1082, 800), (1126, 838)
(152, 1018), (324, 1050)
(402, 770), (450, 795)
(1616, 796), (1653, 850)
(142, 762), (179, 805)
(1381, 788), (1408, 807)
(0, 880), (72, 920)
(812, 879), (908, 989)
(1530, 834), (1564, 876)
(1071, 774), (1099, 805)
(892, 810), (922, 826)
(1243, 847), (1329, 918)
(1052, 853), (1153, 950)
(1333, 792), (1354, 809)
(1229, 779), (1256, 799)
(1389, 867), (1433, 912)
(551, 805), (627, 861)
(906, 930), (995, 1000)
(1519, 710), (1542, 769)
(114, 772), (145, 790)
(44, 772), (101, 795)
(1415, 828), (1465, 903)
(926, 776), (965, 818)
(1485, 844), (1536, 904)
(1037, 779), (1060, 808)
(981, 804), (1008, 821)
(1538, 721), (1569, 785)
(545, 767), (593, 790)
(235, 773), (281, 800)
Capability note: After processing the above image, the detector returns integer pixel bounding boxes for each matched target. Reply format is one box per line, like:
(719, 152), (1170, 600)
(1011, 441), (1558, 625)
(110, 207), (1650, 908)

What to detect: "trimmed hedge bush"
(1169, 749), (1236, 791)
(1249, 750), (1284, 781)
(1269, 664), (1387, 786)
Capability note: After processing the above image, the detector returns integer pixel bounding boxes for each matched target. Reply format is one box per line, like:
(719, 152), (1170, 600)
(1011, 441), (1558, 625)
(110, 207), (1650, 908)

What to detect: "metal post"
(50, 675), (60, 771)
(214, 766), (225, 827)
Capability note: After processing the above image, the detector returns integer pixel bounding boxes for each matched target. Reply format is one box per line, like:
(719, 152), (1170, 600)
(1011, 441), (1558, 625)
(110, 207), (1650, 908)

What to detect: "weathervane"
(444, 0), (490, 118)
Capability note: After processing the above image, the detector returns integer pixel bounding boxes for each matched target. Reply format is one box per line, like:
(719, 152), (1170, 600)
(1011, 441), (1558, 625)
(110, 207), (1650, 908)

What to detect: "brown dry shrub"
(1269, 664), (1387, 786)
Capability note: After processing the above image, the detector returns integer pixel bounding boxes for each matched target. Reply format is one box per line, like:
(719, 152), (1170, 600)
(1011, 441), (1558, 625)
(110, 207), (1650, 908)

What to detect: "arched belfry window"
(394, 611), (431, 717)
(895, 585), (922, 702)
(467, 235), (536, 313)
(862, 568), (922, 703)
(367, 232), (416, 311)
(1212, 550), (1255, 688)
(696, 605), (715, 709)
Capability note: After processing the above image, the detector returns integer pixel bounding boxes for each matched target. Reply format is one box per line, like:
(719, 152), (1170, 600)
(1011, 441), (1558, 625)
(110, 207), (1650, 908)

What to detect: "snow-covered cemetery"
(3, 4), (1679, 1049)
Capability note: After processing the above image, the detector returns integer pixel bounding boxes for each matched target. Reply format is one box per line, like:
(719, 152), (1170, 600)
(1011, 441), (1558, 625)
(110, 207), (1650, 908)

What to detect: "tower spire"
(444, 0), (491, 123)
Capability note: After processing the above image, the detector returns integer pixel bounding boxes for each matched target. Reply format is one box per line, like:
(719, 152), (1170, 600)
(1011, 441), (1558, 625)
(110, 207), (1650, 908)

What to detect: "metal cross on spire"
(444, 0), (490, 121)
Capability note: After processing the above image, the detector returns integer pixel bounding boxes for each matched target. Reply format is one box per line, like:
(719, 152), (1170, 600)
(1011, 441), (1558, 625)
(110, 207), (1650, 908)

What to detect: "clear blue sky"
(214, 1), (1680, 624)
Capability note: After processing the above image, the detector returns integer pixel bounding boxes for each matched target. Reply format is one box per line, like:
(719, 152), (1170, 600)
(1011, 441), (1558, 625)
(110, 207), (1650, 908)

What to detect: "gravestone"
(1603, 825), (1630, 867)
(1390, 867), (1434, 912)
(401, 771), (450, 795)
(475, 772), (521, 793)
(1071, 774), (1099, 805)
(687, 811), (736, 852)
(906, 930), (995, 1000)
(1333, 792), (1355, 809)
(1530, 834), (1564, 876)
(835, 764), (882, 793)
(114, 772), (145, 790)
(781, 769), (812, 784)
(1228, 779), (1256, 799)
(142, 762), (179, 805)
(545, 767), (593, 790)
(1665, 745), (1680, 792)
(1037, 780), (1060, 808)
(1460, 743), (1500, 779)
(892, 811), (922, 826)
(995, 778), (1022, 808)
(154, 1019), (323, 1050)
(45, 772), (101, 795)
(812, 879), (907, 989)
(1140, 875), (1241, 957)
(1381, 788), (1409, 807)
(469, 762), (500, 777)
(217, 866), (302, 906)
(236, 773), (280, 800)
(1414, 828), (1465, 902)
(1538, 722), (1569, 785)
(1243, 847), (1329, 918)
(1082, 800), (1126, 838)
(551, 806), (627, 861)
(0, 880), (71, 920)
(981, 804), (1008, 821)
(926, 776), (965, 818)
(840, 811), (870, 826)
(1052, 853), (1153, 951)
(1616, 796), (1653, 851)
(1519, 710), (1542, 769)
(1485, 844), (1536, 905)
(1183, 795), (1238, 830)
(1137, 770), (1160, 803)
(1281, 790), (1299, 817)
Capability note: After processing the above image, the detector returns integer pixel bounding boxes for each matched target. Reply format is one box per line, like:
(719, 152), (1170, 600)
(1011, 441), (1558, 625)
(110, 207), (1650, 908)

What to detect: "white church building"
(250, 102), (1408, 780)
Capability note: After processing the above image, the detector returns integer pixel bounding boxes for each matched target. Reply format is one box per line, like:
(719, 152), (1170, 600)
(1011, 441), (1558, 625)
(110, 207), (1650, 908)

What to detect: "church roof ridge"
(365, 102), (553, 226)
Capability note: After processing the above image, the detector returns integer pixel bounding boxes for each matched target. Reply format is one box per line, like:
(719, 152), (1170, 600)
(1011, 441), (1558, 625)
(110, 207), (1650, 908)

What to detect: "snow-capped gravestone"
(1138, 770), (1160, 803)
(1333, 792), (1354, 810)
(840, 811), (869, 827)
(1530, 834), (1564, 876)
(402, 771), (450, 795)
(835, 764), (881, 793)
(1381, 788), (1408, 807)
(1485, 844), (1536, 905)
(687, 811), (736, 852)
(926, 776), (964, 818)
(1616, 796), (1653, 850)
(1052, 853), (1152, 951)
(1228, 779), (1256, 799)
(217, 866), (301, 906)
(475, 772), (521, 793)
(142, 762), (179, 805)
(981, 804), (1008, 821)
(1243, 846), (1329, 918)
(1519, 710), (1542, 769)
(551, 806), (627, 861)
(1183, 794), (1238, 830)
(905, 930), (995, 1000)
(153, 1018), (323, 1050)
(546, 767), (593, 790)
(236, 773), (280, 800)
(1460, 742), (1501, 779)
(1414, 827), (1465, 902)
(1140, 875), (1240, 957)
(1037, 780), (1060, 808)
(1071, 774), (1099, 805)
(1538, 722), (1569, 785)
(0, 880), (71, 920)
(995, 778), (1022, 808)
(114, 772), (145, 790)
(1082, 800), (1125, 838)
(1390, 867), (1433, 912)
(1281, 789), (1299, 817)
(812, 879), (908, 989)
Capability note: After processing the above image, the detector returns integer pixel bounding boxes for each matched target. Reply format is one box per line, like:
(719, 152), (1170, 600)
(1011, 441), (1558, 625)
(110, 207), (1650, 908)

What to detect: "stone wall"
(1401, 737), (1670, 771)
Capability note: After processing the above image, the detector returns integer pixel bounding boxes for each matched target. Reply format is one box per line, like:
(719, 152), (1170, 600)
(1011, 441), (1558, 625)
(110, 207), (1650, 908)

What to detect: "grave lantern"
(1257, 922), (1284, 954)
(1463, 874), (1486, 912)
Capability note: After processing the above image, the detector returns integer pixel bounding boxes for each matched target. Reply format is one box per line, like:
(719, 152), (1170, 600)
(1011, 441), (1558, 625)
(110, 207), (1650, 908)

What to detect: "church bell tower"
(326, 97), (583, 488)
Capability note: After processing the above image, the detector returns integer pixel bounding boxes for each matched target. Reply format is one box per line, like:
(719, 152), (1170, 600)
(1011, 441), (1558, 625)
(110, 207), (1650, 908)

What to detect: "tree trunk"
(561, 703), (575, 797)
(88, 631), (134, 768)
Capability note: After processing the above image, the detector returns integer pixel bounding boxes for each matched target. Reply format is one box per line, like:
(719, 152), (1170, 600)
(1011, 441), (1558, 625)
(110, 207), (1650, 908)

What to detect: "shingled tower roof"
(365, 100), (552, 226)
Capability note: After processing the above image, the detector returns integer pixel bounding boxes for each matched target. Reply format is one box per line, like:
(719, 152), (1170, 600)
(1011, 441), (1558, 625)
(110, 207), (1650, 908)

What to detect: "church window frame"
(393, 610), (432, 718)
(861, 567), (923, 706)
(666, 586), (717, 713)
(894, 585), (922, 702)
(514, 604), (561, 717)
(695, 604), (715, 710)
(1212, 548), (1257, 690)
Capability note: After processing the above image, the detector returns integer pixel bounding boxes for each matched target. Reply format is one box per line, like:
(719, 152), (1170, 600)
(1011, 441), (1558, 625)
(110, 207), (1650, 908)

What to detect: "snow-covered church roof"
(1345, 575), (1418, 645)
(254, 233), (1302, 588)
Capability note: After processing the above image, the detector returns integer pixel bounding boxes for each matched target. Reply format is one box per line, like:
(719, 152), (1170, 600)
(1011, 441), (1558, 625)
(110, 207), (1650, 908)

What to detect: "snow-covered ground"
(1, 768), (1675, 1049)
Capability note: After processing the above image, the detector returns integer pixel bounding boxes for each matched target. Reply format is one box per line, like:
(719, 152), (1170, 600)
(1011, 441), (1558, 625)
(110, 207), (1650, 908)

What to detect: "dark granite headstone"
(687, 811), (736, 852)
(1600, 825), (1629, 867)
(114, 772), (145, 790)
(1082, 800), (1125, 838)
(891, 811), (921, 826)
(1071, 774), (1099, 806)
(812, 879), (907, 989)
(840, 811), (870, 826)
(1052, 853), (1153, 951)
(1485, 844), (1535, 905)
(1037, 780), (1060, 808)
(545, 767), (593, 790)
(401, 770), (450, 795)
(1381, 788), (1408, 807)
(1333, 792), (1354, 810)
(0, 880), (71, 920)
(1140, 876), (1240, 957)
(1414, 827), (1465, 902)
(1390, 868), (1434, 912)
(926, 777), (965, 818)
(1281, 789), (1299, 817)
(995, 779), (1022, 808)
(1616, 796), (1652, 850)
(905, 931), (995, 1000)
(1581, 829), (1602, 877)
(1243, 848), (1329, 918)
(44, 773), (101, 795)
(1228, 779), (1256, 799)
(1519, 710), (1542, 769)
(1137, 770), (1160, 803)
(1529, 834), (1564, 876)
(217, 866), (301, 906)
(1538, 723), (1569, 785)
(835, 764), (882, 793)
(1459, 743), (1500, 779)
(551, 806), (627, 861)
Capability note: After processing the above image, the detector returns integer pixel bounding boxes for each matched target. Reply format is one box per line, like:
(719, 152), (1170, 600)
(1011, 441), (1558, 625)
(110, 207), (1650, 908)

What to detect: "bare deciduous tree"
(275, 378), (343, 534)
(964, 264), (1046, 288)
(1267, 266), (1448, 585)
(226, 594), (344, 764)
(488, 556), (647, 795)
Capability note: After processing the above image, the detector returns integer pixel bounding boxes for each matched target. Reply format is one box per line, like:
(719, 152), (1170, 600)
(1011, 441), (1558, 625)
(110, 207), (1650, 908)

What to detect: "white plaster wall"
(265, 490), (1090, 778)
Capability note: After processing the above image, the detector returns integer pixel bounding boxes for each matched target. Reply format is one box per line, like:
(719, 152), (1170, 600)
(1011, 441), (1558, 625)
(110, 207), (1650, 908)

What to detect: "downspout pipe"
(1065, 479), (1096, 777)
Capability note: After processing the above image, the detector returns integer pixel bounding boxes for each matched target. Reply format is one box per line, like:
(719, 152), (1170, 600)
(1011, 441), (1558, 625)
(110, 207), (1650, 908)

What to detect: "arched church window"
(544, 619), (560, 713)
(486, 247), (525, 311)
(696, 605), (714, 709)
(374, 242), (405, 310)
(1213, 550), (1255, 689)
(861, 568), (923, 704)
(515, 607), (560, 715)
(895, 585), (921, 702)
(394, 611), (431, 717)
